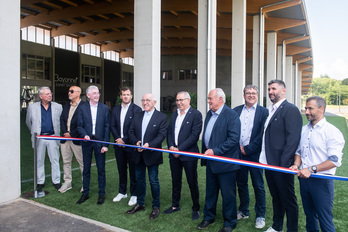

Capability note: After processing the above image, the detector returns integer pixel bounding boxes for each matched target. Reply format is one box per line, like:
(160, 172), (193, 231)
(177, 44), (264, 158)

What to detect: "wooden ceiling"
(20, 0), (313, 93)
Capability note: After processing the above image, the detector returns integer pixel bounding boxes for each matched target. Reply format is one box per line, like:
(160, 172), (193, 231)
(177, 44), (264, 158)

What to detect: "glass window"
(22, 54), (50, 80)
(28, 26), (36, 42)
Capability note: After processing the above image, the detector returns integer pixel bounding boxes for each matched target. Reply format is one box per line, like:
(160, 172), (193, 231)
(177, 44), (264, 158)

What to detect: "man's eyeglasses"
(244, 92), (257, 96)
(68, 90), (80, 94)
(176, 98), (188, 102)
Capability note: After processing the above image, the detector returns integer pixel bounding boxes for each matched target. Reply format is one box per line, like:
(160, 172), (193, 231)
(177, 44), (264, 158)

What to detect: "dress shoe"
(76, 194), (89, 204)
(218, 227), (233, 232)
(37, 184), (45, 192)
(149, 208), (160, 220)
(192, 210), (200, 220)
(97, 196), (105, 205)
(197, 220), (214, 229)
(126, 204), (145, 214)
(53, 183), (62, 190)
(162, 206), (181, 214)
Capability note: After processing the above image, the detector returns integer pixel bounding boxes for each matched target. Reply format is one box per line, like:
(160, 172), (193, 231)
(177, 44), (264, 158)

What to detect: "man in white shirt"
(163, 91), (203, 221)
(110, 87), (141, 206)
(291, 96), (345, 232)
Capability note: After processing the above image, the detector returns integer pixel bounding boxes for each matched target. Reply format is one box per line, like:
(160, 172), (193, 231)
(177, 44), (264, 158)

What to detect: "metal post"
(34, 133), (38, 198)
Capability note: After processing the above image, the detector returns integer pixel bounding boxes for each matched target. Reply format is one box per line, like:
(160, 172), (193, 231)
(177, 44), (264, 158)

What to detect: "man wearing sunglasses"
(59, 86), (86, 193)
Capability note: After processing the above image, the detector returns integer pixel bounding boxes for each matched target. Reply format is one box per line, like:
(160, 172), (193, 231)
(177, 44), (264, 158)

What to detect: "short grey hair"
(86, 85), (99, 95)
(212, 88), (226, 103)
(177, 91), (191, 100)
(38, 86), (51, 95)
(306, 96), (326, 112)
(243, 85), (259, 94)
(268, 79), (286, 88)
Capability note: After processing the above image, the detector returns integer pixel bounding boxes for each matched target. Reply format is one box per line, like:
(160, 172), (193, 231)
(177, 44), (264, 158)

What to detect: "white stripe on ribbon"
(37, 135), (348, 181)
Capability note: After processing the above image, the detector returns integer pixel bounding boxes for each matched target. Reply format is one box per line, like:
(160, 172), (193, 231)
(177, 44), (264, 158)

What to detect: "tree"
(342, 78), (348, 85)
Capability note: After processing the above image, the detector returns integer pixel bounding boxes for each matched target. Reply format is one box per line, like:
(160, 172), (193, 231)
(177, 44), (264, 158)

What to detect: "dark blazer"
(77, 102), (110, 147)
(202, 105), (241, 174)
(167, 107), (203, 161)
(264, 100), (302, 167)
(110, 102), (142, 145)
(60, 100), (86, 145)
(233, 104), (269, 162)
(128, 109), (168, 166)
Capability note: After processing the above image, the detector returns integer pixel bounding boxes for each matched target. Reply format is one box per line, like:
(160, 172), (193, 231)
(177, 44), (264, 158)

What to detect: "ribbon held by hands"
(37, 135), (348, 182)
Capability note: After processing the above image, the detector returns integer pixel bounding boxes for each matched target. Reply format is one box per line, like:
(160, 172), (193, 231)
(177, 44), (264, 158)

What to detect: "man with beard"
(291, 96), (344, 232)
(259, 79), (302, 232)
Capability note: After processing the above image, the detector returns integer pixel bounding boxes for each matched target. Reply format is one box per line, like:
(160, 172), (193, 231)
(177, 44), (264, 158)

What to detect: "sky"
(304, 0), (348, 80)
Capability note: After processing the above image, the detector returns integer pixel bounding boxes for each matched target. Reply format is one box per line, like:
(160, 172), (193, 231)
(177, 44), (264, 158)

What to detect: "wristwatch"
(311, 165), (317, 173)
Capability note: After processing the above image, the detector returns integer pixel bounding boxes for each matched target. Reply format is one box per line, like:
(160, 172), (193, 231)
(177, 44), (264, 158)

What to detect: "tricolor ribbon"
(37, 135), (348, 181)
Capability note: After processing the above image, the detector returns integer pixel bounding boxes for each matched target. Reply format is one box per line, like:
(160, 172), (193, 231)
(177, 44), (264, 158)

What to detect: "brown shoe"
(149, 208), (160, 220)
(126, 204), (145, 214)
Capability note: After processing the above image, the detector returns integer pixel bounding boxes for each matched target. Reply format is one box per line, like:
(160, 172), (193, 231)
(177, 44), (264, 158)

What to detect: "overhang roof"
(20, 0), (313, 94)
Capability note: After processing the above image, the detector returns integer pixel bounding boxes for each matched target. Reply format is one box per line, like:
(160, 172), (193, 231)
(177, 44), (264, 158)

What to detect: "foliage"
(308, 77), (348, 105)
(342, 78), (348, 85)
(189, 92), (197, 109)
(226, 95), (231, 107)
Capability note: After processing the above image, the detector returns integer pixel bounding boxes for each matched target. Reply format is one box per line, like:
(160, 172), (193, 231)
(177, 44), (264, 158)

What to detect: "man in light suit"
(59, 86), (85, 193)
(197, 88), (241, 232)
(163, 91), (202, 221)
(26, 86), (63, 191)
(110, 87), (141, 206)
(233, 85), (268, 229)
(259, 79), (302, 232)
(76, 85), (110, 205)
(126, 93), (168, 220)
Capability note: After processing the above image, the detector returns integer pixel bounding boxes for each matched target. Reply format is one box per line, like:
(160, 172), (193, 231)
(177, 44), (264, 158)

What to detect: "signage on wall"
(54, 74), (78, 88)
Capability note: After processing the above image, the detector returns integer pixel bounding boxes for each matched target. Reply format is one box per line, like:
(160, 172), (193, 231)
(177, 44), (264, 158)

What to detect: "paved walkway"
(0, 198), (129, 232)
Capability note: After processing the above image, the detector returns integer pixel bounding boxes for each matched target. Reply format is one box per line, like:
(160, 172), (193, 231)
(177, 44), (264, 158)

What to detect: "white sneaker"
(128, 196), (137, 206)
(58, 183), (72, 193)
(80, 187), (83, 193)
(237, 211), (249, 220)
(264, 227), (282, 232)
(255, 217), (265, 229)
(113, 193), (127, 202)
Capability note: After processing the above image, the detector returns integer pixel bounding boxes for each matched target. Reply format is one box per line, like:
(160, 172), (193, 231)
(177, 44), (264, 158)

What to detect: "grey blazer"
(26, 101), (63, 148)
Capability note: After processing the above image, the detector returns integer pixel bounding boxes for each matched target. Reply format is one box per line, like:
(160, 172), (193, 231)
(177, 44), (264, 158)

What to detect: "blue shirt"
(204, 105), (224, 149)
(41, 103), (54, 135)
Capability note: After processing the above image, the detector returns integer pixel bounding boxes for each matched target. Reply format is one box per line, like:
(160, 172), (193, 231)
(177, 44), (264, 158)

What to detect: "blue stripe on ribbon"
(37, 135), (348, 181)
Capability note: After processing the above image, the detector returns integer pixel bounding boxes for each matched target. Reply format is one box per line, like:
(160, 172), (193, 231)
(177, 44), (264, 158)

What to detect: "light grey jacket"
(26, 101), (63, 148)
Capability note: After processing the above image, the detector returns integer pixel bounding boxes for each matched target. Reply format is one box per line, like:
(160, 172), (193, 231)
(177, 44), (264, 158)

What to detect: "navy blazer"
(233, 104), (269, 162)
(167, 107), (203, 161)
(202, 105), (241, 174)
(60, 100), (86, 145)
(128, 109), (168, 166)
(77, 102), (110, 148)
(264, 100), (302, 167)
(110, 102), (142, 145)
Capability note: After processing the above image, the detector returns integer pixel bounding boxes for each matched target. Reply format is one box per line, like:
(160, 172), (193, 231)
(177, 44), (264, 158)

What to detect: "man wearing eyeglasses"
(126, 93), (168, 220)
(59, 86), (85, 193)
(76, 85), (110, 205)
(163, 91), (202, 221)
(233, 85), (269, 229)
(26, 86), (63, 192)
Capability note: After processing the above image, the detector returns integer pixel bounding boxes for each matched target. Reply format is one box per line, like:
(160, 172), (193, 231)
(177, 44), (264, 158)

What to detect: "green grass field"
(20, 112), (348, 231)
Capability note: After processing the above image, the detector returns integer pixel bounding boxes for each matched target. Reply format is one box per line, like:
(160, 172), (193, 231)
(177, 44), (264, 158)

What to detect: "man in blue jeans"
(126, 93), (168, 220)
(233, 85), (268, 229)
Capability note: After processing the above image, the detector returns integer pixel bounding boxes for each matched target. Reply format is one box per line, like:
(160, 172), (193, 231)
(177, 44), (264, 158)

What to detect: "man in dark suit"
(233, 85), (268, 229)
(59, 86), (85, 193)
(259, 79), (302, 232)
(163, 91), (202, 221)
(197, 88), (241, 232)
(110, 87), (141, 206)
(76, 85), (110, 205)
(126, 93), (168, 220)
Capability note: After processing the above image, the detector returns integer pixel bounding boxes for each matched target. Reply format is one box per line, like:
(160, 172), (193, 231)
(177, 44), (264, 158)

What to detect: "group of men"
(26, 79), (344, 232)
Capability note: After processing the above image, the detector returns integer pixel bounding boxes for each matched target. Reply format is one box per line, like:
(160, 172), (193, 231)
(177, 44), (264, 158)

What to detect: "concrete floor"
(0, 198), (128, 232)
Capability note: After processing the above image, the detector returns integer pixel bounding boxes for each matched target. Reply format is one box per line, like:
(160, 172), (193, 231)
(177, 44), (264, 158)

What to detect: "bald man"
(59, 86), (86, 193)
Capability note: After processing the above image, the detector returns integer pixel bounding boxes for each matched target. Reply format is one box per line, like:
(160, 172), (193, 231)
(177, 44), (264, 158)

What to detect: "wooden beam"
(28, 4), (49, 12)
(60, 0), (78, 7)
(286, 44), (311, 56)
(262, 0), (302, 13)
(284, 35), (310, 45)
(97, 14), (109, 20)
(298, 63), (313, 71)
(83, 0), (94, 5)
(170, 11), (178, 16)
(78, 30), (133, 44)
(265, 17), (306, 31)
(101, 40), (133, 52)
(119, 50), (133, 58)
(21, 0), (133, 27)
(81, 16), (95, 21)
(301, 71), (313, 76)
(42, 1), (63, 10)
(113, 13), (125, 19)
